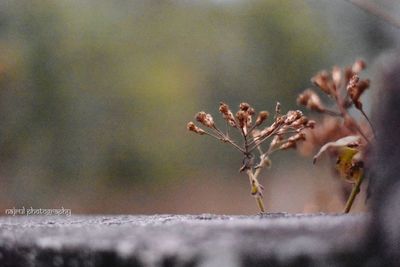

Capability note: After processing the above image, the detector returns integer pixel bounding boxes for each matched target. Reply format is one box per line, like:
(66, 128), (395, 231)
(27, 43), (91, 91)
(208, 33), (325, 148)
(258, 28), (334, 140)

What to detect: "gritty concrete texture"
(0, 213), (368, 267)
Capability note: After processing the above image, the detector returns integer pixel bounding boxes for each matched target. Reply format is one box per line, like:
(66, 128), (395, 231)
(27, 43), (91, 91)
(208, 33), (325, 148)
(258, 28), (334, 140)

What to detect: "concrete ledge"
(0, 213), (368, 267)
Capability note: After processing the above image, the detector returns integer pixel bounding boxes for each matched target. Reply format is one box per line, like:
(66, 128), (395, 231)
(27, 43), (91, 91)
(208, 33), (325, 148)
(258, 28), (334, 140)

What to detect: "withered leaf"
(313, 135), (361, 164)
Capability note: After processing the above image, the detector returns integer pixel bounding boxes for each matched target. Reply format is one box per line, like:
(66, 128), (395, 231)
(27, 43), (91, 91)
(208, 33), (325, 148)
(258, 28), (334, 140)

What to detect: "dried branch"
(345, 0), (400, 30)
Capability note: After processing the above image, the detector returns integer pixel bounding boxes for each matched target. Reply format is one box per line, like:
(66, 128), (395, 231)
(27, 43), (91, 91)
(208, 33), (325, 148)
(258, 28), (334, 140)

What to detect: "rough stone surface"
(368, 58), (400, 266)
(0, 213), (368, 267)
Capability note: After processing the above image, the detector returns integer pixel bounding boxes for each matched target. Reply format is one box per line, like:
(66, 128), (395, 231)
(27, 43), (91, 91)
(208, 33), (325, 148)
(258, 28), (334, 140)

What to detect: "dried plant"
(187, 102), (313, 212)
(297, 59), (374, 213)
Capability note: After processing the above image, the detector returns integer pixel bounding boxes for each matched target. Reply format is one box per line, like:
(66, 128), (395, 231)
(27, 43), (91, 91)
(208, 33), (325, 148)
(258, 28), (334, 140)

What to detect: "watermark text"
(4, 207), (72, 217)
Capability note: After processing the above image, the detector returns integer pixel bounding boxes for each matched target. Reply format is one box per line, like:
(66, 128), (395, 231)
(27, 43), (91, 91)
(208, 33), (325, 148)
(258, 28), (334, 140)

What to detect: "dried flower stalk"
(297, 59), (374, 213)
(187, 102), (312, 212)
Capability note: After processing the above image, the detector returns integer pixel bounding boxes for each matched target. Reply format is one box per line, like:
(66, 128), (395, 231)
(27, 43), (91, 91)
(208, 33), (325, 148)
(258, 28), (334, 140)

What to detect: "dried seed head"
(357, 79), (370, 92)
(187, 121), (206, 135)
(311, 71), (331, 95)
(347, 75), (369, 110)
(292, 116), (309, 128)
(344, 67), (354, 85)
(247, 107), (255, 116)
(275, 115), (285, 125)
(284, 110), (303, 125)
(239, 102), (251, 111)
(347, 74), (359, 90)
(246, 114), (253, 128)
(219, 102), (229, 113)
(195, 111), (215, 128)
(219, 102), (237, 127)
(297, 89), (325, 113)
(352, 59), (366, 74)
(275, 102), (281, 117)
(237, 103), (255, 128)
(332, 66), (342, 89)
(255, 111), (269, 126)
(236, 110), (247, 128)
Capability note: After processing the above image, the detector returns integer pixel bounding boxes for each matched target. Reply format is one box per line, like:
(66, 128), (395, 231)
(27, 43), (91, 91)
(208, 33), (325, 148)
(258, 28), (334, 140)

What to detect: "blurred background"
(0, 0), (398, 215)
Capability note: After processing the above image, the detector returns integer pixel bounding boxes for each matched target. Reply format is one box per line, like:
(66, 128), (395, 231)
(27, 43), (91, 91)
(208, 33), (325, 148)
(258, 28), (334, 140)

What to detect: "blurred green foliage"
(0, 0), (393, 210)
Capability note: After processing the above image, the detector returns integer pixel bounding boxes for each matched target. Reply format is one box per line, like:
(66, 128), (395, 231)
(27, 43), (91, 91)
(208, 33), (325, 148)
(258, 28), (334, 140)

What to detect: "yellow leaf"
(336, 146), (359, 181)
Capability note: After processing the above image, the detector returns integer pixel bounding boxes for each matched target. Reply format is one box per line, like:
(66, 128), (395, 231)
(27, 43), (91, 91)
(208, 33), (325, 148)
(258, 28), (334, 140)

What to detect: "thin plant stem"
(247, 122), (262, 137)
(203, 131), (225, 141)
(343, 174), (364, 213)
(246, 170), (265, 213)
(323, 108), (342, 117)
(247, 126), (282, 150)
(224, 138), (246, 153)
(212, 125), (247, 153)
(241, 128), (250, 155)
(248, 129), (281, 152)
(212, 125), (227, 138)
(203, 132), (245, 153)
(256, 145), (264, 156)
(352, 120), (371, 145)
(359, 108), (376, 138)
(256, 197), (265, 213)
(334, 88), (372, 144)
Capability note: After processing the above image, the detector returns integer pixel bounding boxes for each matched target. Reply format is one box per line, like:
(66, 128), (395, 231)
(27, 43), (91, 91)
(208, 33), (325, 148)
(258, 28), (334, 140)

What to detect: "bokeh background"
(0, 0), (398, 214)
